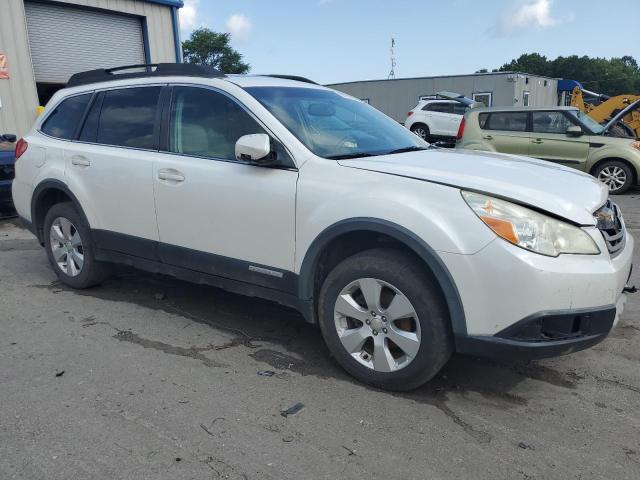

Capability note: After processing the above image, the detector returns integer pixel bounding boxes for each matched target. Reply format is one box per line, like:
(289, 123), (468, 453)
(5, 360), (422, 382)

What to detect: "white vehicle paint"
(11, 66), (635, 390)
(404, 99), (466, 140)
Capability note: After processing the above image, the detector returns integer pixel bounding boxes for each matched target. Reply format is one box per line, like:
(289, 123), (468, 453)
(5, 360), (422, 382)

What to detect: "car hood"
(338, 149), (608, 225)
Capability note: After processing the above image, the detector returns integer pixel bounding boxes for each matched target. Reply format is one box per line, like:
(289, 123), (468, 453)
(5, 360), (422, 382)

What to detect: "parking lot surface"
(1, 195), (640, 480)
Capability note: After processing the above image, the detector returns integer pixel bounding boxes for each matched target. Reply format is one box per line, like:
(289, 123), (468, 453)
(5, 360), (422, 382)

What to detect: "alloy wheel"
(412, 128), (428, 140)
(50, 217), (84, 277)
(333, 278), (421, 372)
(598, 165), (627, 192)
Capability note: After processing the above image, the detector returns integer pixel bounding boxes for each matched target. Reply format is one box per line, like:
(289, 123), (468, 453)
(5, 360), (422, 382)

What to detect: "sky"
(178, 0), (639, 85)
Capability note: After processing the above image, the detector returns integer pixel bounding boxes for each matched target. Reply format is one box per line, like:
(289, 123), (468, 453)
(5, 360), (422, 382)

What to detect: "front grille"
(594, 200), (625, 256)
(0, 164), (14, 181)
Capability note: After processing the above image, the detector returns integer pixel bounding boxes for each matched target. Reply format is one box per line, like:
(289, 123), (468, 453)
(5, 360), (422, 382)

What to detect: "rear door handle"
(71, 155), (91, 167)
(532, 138), (544, 144)
(482, 135), (493, 140)
(157, 168), (185, 183)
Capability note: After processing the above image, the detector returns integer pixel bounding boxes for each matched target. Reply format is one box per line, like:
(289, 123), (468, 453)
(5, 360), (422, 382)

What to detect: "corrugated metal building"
(0, 0), (183, 137)
(329, 72), (559, 122)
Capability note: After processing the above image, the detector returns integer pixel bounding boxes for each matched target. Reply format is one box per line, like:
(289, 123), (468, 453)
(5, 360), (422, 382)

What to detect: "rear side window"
(41, 93), (92, 140)
(481, 112), (528, 132)
(96, 87), (161, 149)
(424, 102), (453, 113)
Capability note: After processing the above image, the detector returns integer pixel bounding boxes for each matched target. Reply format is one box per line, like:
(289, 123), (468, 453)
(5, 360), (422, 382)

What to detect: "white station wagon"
(12, 64), (635, 391)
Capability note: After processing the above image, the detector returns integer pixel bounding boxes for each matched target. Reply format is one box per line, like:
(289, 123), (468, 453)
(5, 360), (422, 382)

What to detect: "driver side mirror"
(566, 125), (583, 137)
(235, 134), (272, 163)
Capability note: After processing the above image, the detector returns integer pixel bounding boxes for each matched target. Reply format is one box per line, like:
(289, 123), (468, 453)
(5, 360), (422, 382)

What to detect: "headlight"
(462, 191), (600, 256)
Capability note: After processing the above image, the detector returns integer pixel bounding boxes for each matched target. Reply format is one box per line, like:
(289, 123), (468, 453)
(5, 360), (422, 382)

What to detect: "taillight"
(456, 118), (466, 141)
(407, 111), (414, 117)
(15, 138), (28, 160)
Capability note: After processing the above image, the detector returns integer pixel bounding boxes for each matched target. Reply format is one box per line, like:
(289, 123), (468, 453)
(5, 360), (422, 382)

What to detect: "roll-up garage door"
(24, 1), (146, 84)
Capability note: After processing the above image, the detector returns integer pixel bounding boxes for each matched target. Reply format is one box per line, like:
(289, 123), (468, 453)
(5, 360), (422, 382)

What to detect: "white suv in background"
(405, 94), (472, 142)
(12, 64), (635, 391)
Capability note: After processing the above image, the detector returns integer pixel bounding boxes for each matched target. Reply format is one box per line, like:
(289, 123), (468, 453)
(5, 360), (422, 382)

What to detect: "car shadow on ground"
(37, 265), (582, 409)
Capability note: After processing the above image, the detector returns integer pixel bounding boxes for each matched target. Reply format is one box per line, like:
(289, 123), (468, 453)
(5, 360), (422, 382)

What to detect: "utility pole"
(388, 36), (396, 80)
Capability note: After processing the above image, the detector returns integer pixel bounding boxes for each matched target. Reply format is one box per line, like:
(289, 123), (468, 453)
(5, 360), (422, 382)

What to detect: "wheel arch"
(590, 157), (638, 183)
(31, 179), (91, 244)
(298, 218), (467, 335)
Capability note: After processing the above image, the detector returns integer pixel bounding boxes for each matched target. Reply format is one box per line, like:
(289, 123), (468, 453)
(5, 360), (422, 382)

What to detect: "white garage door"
(25, 2), (146, 84)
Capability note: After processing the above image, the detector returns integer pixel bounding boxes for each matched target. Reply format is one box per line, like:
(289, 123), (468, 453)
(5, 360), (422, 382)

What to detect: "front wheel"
(44, 202), (111, 289)
(593, 160), (634, 194)
(318, 248), (453, 391)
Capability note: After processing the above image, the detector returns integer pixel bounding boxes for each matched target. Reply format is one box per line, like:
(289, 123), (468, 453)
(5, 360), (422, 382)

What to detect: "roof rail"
(67, 63), (225, 87)
(266, 74), (318, 85)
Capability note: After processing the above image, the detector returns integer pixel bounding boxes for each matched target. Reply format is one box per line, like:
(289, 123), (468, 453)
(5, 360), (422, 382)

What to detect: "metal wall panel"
(330, 74), (559, 123)
(25, 2), (146, 83)
(0, 0), (178, 138)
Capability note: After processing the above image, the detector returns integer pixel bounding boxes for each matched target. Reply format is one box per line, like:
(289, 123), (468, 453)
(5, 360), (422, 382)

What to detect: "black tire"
(318, 248), (453, 391)
(410, 124), (430, 141)
(592, 160), (634, 195)
(43, 202), (111, 289)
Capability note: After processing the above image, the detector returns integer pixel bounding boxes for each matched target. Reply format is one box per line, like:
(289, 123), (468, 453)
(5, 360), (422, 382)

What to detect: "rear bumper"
(455, 303), (622, 360)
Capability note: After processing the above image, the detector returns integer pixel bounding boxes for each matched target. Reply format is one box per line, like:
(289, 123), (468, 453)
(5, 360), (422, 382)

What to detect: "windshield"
(567, 110), (604, 135)
(245, 87), (428, 159)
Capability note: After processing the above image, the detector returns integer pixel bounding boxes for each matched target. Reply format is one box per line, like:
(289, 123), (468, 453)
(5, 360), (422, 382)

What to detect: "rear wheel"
(410, 124), (430, 141)
(318, 248), (453, 391)
(593, 160), (634, 194)
(44, 202), (111, 289)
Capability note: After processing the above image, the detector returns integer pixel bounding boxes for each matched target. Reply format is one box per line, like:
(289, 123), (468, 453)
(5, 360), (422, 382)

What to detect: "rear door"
(424, 102), (455, 136)
(528, 111), (589, 168)
(477, 111), (531, 155)
(64, 86), (163, 255)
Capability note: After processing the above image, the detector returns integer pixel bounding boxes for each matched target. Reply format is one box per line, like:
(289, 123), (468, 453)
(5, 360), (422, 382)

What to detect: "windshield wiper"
(326, 152), (377, 160)
(385, 146), (430, 155)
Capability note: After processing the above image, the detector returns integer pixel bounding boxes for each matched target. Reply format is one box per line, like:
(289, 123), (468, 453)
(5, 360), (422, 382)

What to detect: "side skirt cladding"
(92, 230), (312, 320)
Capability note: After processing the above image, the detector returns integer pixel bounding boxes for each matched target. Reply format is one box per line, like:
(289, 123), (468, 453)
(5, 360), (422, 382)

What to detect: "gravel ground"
(1, 194), (639, 480)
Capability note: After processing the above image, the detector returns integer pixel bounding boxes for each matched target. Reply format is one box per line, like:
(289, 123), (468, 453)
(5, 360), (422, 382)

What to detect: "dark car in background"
(0, 134), (17, 215)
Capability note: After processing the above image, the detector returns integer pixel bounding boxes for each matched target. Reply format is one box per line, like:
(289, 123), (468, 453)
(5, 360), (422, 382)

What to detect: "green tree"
(182, 28), (250, 74)
(497, 53), (640, 96)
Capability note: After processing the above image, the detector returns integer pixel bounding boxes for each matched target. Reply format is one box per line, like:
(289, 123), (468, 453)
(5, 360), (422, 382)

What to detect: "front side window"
(482, 112), (528, 132)
(97, 87), (161, 149)
(532, 111), (574, 134)
(41, 93), (92, 140)
(567, 110), (605, 134)
(246, 87), (425, 159)
(169, 87), (268, 160)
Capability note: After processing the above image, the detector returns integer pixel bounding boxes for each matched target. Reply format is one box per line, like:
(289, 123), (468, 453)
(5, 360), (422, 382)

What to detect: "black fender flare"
(31, 179), (90, 244)
(297, 218), (467, 335)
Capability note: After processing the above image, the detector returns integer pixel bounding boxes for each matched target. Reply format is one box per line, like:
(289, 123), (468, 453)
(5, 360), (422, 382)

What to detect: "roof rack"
(266, 74), (318, 85)
(67, 63), (225, 87)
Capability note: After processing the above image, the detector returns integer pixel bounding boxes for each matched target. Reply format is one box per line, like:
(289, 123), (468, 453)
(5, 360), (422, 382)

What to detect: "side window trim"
(76, 91), (103, 143)
(162, 83), (297, 169)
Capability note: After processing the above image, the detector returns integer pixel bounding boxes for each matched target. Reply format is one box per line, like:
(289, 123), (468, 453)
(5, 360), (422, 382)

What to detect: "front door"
(528, 111), (589, 168)
(153, 86), (298, 291)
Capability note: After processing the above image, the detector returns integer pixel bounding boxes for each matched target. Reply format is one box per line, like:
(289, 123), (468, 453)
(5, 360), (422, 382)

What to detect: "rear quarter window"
(41, 93), (92, 140)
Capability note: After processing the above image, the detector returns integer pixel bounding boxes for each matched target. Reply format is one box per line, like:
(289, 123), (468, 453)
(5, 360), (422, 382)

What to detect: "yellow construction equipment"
(570, 87), (640, 137)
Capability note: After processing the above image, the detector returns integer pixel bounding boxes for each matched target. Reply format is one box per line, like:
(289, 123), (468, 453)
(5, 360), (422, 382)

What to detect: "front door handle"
(71, 155), (91, 167)
(157, 168), (185, 183)
(532, 138), (544, 144)
(482, 135), (493, 140)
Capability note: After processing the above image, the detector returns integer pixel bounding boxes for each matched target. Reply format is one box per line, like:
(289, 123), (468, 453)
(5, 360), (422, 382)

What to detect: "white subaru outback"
(12, 64), (635, 391)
